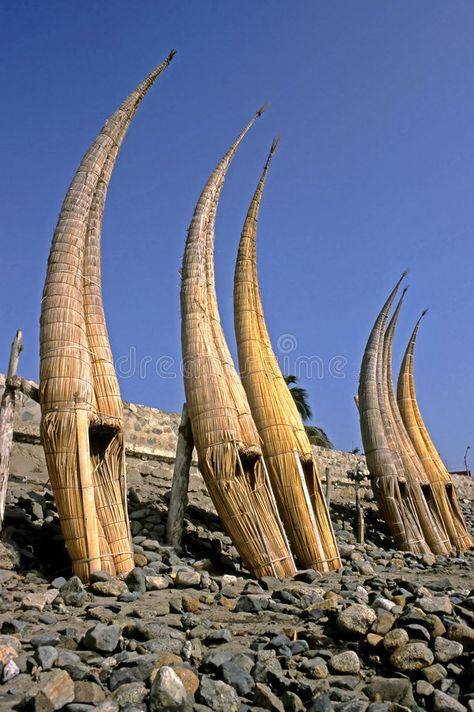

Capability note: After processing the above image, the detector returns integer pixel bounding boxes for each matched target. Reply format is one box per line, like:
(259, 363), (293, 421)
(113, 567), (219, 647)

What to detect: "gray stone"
(363, 677), (415, 707)
(421, 663), (448, 684)
(416, 679), (434, 697)
(111, 682), (147, 706)
(125, 568), (147, 594)
(383, 628), (409, 652)
(432, 690), (467, 712)
(60, 577), (89, 607)
(149, 666), (191, 711)
(83, 623), (121, 653)
(328, 651), (360, 674)
(174, 569), (200, 587)
(221, 661), (254, 696)
(390, 642), (434, 672)
(35, 646), (58, 670)
(235, 594), (269, 613)
(199, 675), (239, 712)
(418, 596), (452, 615)
(300, 657), (328, 679)
(336, 604), (376, 635)
(434, 636), (463, 663)
(280, 691), (305, 712)
(205, 628), (232, 644)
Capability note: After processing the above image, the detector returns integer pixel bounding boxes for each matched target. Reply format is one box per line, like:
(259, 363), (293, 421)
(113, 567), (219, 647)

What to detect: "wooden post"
(0, 330), (23, 526)
(354, 476), (365, 544)
(325, 466), (332, 507)
(165, 404), (194, 547)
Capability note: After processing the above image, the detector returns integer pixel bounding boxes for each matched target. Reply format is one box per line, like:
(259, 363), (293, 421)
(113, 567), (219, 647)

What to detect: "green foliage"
(305, 425), (333, 449)
(284, 374), (333, 449)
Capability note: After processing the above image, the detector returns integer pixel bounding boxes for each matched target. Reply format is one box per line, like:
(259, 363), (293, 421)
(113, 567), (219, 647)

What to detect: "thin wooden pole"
(165, 404), (194, 547)
(0, 331), (23, 526)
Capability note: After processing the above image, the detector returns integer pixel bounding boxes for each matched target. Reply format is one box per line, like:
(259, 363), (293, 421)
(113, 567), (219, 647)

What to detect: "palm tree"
(284, 375), (312, 421)
(284, 375), (333, 449)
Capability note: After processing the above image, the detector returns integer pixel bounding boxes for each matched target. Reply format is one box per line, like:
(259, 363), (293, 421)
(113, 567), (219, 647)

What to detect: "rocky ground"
(0, 479), (473, 712)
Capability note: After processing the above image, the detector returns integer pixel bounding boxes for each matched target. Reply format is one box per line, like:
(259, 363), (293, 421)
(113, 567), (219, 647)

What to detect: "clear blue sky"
(1, 1), (473, 469)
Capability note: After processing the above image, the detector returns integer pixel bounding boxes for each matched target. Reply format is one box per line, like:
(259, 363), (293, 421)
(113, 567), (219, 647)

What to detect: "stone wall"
(2, 374), (473, 508)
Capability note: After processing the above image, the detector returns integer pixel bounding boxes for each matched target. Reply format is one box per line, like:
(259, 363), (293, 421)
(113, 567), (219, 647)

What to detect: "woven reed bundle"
(397, 316), (473, 551)
(358, 274), (432, 553)
(40, 52), (175, 581)
(382, 296), (450, 555)
(181, 110), (295, 579)
(233, 141), (340, 572)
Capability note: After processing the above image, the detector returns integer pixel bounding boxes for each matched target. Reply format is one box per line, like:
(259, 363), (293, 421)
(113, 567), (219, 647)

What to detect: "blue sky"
(1, 1), (473, 468)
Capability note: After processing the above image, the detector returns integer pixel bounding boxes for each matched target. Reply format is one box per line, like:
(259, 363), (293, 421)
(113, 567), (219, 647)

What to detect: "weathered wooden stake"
(165, 404), (194, 547)
(0, 330), (23, 526)
(354, 477), (365, 544)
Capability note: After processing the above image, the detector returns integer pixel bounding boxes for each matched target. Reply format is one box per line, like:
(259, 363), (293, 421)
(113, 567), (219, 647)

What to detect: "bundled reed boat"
(233, 140), (340, 571)
(358, 275), (445, 553)
(180, 110), (296, 579)
(40, 52), (175, 581)
(397, 314), (473, 552)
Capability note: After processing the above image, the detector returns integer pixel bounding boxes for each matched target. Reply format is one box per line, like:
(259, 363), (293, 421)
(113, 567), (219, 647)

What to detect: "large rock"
(328, 651), (360, 674)
(418, 596), (452, 615)
(83, 623), (121, 653)
(35, 670), (75, 712)
(336, 604), (376, 635)
(60, 577), (89, 607)
(363, 677), (415, 707)
(199, 675), (240, 712)
(149, 666), (191, 711)
(389, 642), (434, 672)
(433, 636), (463, 663)
(0, 541), (20, 570)
(432, 690), (467, 712)
(253, 682), (285, 712)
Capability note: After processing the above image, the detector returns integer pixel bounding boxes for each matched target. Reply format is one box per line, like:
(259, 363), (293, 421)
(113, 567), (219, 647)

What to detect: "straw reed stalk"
(233, 140), (340, 571)
(397, 314), (473, 551)
(40, 52), (175, 581)
(382, 296), (450, 554)
(358, 274), (432, 553)
(181, 110), (296, 579)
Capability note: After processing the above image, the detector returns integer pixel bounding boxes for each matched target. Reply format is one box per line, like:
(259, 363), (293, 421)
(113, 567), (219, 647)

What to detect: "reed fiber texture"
(40, 52), (175, 581)
(358, 274), (435, 553)
(397, 315), (473, 552)
(180, 109), (296, 579)
(233, 140), (340, 572)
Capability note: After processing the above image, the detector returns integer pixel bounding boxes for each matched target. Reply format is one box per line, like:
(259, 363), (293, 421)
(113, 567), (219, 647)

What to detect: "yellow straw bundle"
(397, 316), (473, 552)
(40, 53), (175, 581)
(233, 140), (340, 572)
(181, 110), (296, 579)
(358, 275), (433, 553)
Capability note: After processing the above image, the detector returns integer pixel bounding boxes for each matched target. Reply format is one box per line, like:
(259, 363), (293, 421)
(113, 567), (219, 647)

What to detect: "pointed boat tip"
(256, 102), (269, 117)
(401, 269), (409, 279)
(420, 308), (429, 318)
(167, 49), (177, 63)
(270, 135), (280, 154)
